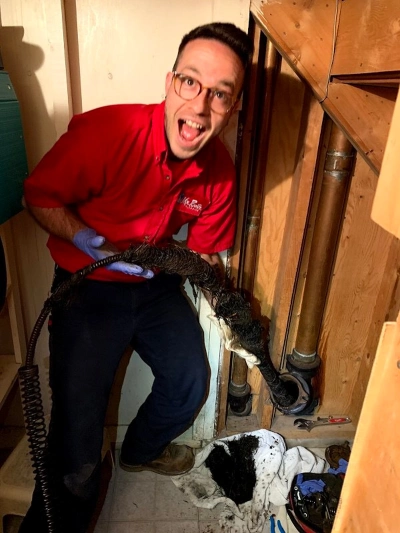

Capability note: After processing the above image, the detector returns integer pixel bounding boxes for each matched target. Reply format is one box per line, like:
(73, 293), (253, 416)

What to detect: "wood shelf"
(0, 355), (20, 411)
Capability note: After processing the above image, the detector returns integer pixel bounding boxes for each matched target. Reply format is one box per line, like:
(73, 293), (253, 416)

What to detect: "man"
(21, 22), (253, 532)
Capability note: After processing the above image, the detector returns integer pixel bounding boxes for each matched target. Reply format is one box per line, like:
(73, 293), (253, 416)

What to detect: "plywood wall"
(371, 89), (400, 238)
(237, 12), (400, 429)
(0, 0), (71, 411)
(318, 157), (400, 419)
(247, 59), (309, 411)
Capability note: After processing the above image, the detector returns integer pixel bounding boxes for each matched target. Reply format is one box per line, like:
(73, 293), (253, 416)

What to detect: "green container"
(0, 70), (28, 225)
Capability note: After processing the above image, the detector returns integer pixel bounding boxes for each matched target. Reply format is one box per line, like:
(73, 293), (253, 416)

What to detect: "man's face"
(164, 38), (245, 160)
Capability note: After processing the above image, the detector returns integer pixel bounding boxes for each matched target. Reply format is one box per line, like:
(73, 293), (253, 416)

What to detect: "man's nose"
(191, 88), (212, 114)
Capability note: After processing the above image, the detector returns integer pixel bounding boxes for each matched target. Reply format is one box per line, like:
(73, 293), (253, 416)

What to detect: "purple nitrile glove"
(72, 228), (154, 278)
(328, 458), (348, 475)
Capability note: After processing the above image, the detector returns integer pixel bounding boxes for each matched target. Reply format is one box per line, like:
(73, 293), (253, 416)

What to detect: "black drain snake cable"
(18, 243), (310, 532)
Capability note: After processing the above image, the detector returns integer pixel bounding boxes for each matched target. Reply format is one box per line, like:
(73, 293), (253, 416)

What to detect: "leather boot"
(119, 443), (195, 476)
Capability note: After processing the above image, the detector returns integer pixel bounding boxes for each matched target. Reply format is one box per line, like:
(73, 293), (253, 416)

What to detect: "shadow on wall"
(0, 25), (66, 415)
(0, 25), (58, 169)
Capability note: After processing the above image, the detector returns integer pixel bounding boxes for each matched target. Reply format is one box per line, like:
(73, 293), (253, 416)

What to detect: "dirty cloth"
(172, 429), (326, 533)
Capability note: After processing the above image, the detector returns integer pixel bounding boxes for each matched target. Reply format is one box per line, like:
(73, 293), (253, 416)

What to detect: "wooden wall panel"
(325, 84), (397, 174)
(275, 121), (335, 377)
(332, 0), (400, 76)
(253, 60), (306, 319)
(371, 89), (400, 239)
(350, 237), (400, 421)
(73, 0), (248, 113)
(0, 0), (71, 413)
(332, 317), (400, 533)
(0, 1), (70, 169)
(248, 60), (307, 412)
(318, 157), (400, 419)
(268, 98), (324, 370)
(250, 0), (398, 175)
(248, 1), (400, 431)
(250, 0), (339, 100)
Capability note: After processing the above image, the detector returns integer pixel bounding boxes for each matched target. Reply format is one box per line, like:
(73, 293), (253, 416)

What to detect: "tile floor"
(93, 448), (304, 533)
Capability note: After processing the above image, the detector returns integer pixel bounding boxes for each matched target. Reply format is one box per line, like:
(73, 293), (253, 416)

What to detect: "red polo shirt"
(24, 102), (237, 281)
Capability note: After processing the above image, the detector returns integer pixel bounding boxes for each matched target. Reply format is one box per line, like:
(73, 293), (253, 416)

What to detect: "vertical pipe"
(239, 43), (279, 297)
(228, 39), (280, 414)
(289, 121), (355, 369)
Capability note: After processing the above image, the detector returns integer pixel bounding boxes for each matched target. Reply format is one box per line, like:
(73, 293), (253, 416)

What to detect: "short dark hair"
(173, 22), (253, 73)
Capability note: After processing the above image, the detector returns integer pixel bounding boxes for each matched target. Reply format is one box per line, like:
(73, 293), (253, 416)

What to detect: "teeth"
(184, 119), (204, 130)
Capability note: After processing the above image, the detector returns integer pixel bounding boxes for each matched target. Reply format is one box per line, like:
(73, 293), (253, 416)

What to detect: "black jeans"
(20, 269), (209, 532)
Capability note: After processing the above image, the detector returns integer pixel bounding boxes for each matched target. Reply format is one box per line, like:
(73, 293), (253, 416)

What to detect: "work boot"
(119, 443), (195, 476)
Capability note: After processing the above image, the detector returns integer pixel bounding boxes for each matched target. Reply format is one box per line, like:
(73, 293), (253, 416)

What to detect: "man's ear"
(232, 96), (242, 113)
(165, 72), (174, 96)
(224, 97), (242, 124)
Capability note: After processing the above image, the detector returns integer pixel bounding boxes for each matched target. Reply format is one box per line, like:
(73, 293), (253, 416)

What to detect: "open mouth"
(178, 119), (206, 144)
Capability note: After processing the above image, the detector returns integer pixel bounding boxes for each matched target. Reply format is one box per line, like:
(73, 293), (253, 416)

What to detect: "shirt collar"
(151, 101), (212, 176)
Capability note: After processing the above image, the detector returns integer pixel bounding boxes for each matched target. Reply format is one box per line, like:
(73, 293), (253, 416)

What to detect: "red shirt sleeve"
(186, 140), (237, 254)
(23, 109), (109, 208)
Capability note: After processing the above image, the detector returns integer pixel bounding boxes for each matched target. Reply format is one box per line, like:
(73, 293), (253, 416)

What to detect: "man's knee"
(181, 358), (209, 411)
(63, 462), (101, 501)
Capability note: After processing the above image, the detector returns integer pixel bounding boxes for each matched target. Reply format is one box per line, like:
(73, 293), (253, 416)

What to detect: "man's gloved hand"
(208, 314), (260, 368)
(72, 228), (154, 278)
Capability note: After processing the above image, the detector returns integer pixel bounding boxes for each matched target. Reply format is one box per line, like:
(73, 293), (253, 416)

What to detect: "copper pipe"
(231, 351), (249, 385)
(229, 40), (280, 405)
(239, 42), (279, 296)
(292, 121), (354, 364)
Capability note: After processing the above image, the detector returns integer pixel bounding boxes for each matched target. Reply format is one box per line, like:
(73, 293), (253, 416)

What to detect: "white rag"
(172, 429), (326, 533)
(208, 314), (261, 368)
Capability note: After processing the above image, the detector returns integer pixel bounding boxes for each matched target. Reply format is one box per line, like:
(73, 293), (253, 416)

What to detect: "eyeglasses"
(172, 71), (236, 115)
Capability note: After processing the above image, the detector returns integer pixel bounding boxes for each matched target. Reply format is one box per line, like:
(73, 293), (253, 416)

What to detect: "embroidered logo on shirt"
(177, 193), (203, 213)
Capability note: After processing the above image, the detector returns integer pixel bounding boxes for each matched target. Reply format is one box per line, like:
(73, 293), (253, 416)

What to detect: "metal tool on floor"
(293, 416), (351, 432)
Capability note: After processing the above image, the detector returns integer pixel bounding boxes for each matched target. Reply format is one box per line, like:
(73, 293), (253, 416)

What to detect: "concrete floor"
(92, 448), (307, 533)
(0, 424), (329, 533)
